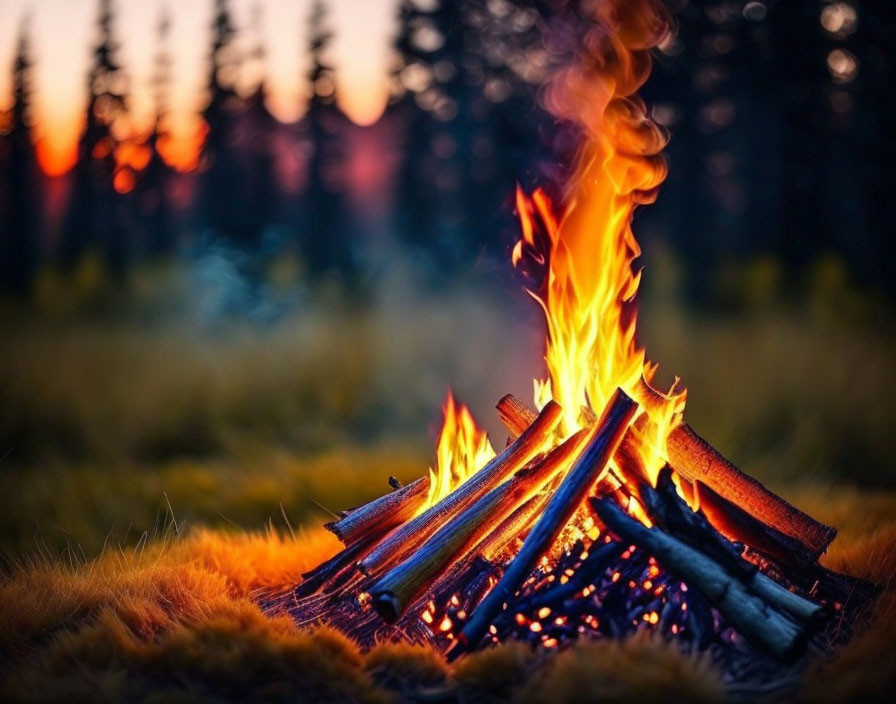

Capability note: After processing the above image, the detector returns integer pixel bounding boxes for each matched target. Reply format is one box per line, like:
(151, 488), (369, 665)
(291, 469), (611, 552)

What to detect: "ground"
(0, 485), (894, 703)
(1, 272), (894, 701)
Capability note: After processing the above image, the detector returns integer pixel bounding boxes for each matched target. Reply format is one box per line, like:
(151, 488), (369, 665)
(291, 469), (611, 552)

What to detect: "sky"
(0, 0), (399, 175)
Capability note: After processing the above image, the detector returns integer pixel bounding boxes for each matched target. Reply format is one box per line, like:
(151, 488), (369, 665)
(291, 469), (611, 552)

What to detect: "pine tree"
(244, 3), (279, 247)
(197, 0), (253, 246)
(300, 0), (354, 279)
(139, 9), (174, 257)
(389, 0), (552, 271)
(0, 19), (42, 297)
(60, 0), (130, 280)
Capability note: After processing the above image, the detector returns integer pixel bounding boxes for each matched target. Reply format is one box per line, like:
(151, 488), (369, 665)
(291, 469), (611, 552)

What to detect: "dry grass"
(0, 487), (893, 703)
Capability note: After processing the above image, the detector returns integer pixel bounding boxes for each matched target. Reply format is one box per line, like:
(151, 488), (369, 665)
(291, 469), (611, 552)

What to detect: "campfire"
(270, 0), (875, 675)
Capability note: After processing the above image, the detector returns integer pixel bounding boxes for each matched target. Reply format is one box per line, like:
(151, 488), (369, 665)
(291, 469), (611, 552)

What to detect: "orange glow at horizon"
(0, 0), (399, 177)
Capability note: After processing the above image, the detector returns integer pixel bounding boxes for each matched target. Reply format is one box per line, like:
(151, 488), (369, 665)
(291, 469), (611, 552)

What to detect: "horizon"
(0, 0), (399, 176)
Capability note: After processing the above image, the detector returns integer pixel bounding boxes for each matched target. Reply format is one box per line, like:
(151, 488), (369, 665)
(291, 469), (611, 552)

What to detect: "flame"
(425, 392), (496, 508)
(513, 0), (684, 482)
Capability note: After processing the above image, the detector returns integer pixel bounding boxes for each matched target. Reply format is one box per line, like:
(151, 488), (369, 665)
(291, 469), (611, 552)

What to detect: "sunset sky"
(0, 0), (400, 175)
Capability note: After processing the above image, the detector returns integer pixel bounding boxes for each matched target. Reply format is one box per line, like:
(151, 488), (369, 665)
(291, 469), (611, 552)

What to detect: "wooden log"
(497, 392), (838, 558)
(693, 479), (816, 570)
(590, 496), (808, 662)
(666, 424), (837, 557)
(642, 467), (824, 627)
(369, 430), (588, 623)
(477, 494), (546, 562)
(452, 389), (637, 657)
(496, 393), (535, 437)
(326, 476), (430, 545)
(358, 401), (563, 577)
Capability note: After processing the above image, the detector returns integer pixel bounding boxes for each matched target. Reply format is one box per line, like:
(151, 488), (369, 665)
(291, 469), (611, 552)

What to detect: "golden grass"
(0, 487), (893, 703)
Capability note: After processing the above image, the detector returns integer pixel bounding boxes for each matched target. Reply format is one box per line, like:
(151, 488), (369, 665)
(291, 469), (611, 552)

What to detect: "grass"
(0, 486), (893, 703)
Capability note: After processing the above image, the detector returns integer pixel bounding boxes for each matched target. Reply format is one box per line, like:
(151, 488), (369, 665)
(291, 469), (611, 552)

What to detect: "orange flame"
(514, 0), (684, 481)
(426, 392), (496, 508)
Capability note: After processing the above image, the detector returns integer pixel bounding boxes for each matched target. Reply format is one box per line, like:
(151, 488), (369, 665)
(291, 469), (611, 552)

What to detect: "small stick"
(452, 389), (637, 657)
(326, 476), (430, 545)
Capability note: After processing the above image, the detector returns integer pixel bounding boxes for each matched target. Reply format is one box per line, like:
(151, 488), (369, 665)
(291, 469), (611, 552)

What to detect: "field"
(1, 263), (894, 701)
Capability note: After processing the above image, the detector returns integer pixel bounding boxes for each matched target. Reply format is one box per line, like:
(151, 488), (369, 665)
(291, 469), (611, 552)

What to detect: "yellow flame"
(514, 0), (684, 482)
(425, 392), (496, 508)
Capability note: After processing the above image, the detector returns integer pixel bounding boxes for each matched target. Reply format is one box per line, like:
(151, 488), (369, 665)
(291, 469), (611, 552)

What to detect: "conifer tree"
(0, 19), (41, 297)
(197, 0), (252, 245)
(300, 0), (354, 279)
(139, 8), (174, 256)
(60, 0), (130, 280)
(244, 3), (279, 245)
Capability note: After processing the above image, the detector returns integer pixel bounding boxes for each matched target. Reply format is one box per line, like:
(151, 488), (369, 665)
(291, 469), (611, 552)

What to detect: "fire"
(426, 392), (495, 508)
(512, 0), (684, 482)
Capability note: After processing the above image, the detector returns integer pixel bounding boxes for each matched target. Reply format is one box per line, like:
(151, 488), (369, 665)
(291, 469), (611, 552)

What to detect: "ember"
(268, 0), (877, 685)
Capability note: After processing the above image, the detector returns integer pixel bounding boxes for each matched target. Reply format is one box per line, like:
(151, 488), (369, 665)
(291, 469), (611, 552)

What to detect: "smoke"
(184, 229), (302, 327)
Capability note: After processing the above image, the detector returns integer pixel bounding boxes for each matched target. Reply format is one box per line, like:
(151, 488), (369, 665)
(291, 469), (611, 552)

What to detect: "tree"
(299, 0), (355, 280)
(244, 3), (279, 247)
(138, 8), (174, 257)
(60, 0), (130, 280)
(0, 19), (42, 297)
(196, 0), (253, 246)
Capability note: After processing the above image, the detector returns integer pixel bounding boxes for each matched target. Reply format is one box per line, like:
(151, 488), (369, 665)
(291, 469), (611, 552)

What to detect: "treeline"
(1, 0), (894, 304)
(0, 0), (556, 299)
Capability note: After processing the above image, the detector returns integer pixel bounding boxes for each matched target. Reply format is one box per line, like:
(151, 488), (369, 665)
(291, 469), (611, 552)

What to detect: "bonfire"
(270, 0), (875, 679)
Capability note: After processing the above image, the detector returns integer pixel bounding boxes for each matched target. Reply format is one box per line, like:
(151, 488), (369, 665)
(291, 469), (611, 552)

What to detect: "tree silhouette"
(138, 8), (174, 257)
(0, 19), (41, 297)
(196, 0), (254, 246)
(299, 0), (354, 280)
(244, 3), (279, 247)
(60, 0), (130, 280)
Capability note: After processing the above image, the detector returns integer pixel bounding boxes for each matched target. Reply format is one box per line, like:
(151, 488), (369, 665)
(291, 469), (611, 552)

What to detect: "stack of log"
(279, 387), (876, 664)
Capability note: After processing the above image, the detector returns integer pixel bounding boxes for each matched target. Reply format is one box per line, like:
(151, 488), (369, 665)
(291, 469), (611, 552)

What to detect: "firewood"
(642, 467), (824, 627)
(590, 496), (809, 662)
(496, 393), (535, 437)
(666, 424), (836, 557)
(497, 392), (837, 558)
(452, 389), (637, 656)
(326, 476), (430, 545)
(358, 401), (563, 577)
(694, 479), (817, 570)
(477, 494), (547, 562)
(369, 430), (589, 623)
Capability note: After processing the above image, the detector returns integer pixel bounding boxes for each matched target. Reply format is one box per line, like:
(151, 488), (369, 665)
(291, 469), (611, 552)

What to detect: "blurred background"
(0, 0), (893, 558)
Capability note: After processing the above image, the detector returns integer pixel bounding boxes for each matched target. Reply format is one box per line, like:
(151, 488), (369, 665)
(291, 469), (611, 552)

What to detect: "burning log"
(693, 479), (816, 570)
(666, 424), (836, 557)
(642, 467), (824, 628)
(326, 476), (430, 545)
(452, 389), (638, 656)
(358, 401), (563, 576)
(590, 495), (810, 662)
(369, 430), (588, 623)
(495, 392), (836, 559)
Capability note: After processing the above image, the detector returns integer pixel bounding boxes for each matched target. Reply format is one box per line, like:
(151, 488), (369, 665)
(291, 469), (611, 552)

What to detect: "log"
(369, 430), (588, 623)
(693, 479), (816, 570)
(666, 424), (837, 557)
(326, 476), (430, 545)
(452, 389), (637, 657)
(497, 392), (838, 558)
(642, 467), (824, 627)
(358, 400), (563, 577)
(477, 494), (547, 562)
(496, 393), (535, 437)
(590, 496), (808, 662)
